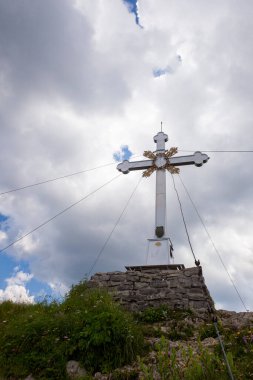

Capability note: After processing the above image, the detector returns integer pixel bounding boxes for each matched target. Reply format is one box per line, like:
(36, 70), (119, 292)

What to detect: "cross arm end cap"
(153, 131), (168, 143)
(193, 152), (210, 167)
(117, 160), (130, 174)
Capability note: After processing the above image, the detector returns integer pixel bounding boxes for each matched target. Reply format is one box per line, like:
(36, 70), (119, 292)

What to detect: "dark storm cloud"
(0, 0), (129, 111)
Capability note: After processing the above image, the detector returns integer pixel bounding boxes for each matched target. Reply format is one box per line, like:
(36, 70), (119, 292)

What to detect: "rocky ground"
(62, 310), (253, 380)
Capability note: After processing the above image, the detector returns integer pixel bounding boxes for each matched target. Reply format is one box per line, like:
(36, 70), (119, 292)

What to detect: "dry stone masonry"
(88, 265), (214, 313)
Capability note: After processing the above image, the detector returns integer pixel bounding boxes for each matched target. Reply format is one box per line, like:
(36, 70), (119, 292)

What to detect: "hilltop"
(0, 281), (252, 380)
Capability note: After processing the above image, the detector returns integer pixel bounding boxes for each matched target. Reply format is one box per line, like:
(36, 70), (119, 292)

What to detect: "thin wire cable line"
(170, 174), (198, 263)
(0, 162), (116, 196)
(178, 150), (253, 153)
(87, 176), (143, 277)
(178, 174), (248, 312)
(0, 174), (121, 255)
(213, 320), (235, 380)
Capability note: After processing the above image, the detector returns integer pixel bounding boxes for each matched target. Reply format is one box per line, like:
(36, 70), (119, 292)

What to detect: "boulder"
(66, 360), (86, 379)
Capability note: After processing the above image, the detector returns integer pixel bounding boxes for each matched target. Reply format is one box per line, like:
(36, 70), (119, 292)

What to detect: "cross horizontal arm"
(169, 151), (209, 167)
(117, 159), (153, 174)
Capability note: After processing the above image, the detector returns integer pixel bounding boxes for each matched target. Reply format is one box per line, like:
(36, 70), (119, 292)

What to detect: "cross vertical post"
(154, 132), (168, 239)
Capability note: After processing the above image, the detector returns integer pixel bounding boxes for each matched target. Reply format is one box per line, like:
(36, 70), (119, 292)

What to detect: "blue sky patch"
(123, 0), (142, 27)
(0, 213), (9, 231)
(113, 145), (133, 162)
(0, 255), (18, 289)
(153, 67), (173, 77)
(29, 278), (54, 303)
(153, 55), (182, 78)
(0, 214), (8, 223)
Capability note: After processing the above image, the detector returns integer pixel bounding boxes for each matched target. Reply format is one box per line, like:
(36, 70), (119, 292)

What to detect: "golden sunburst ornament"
(142, 147), (180, 177)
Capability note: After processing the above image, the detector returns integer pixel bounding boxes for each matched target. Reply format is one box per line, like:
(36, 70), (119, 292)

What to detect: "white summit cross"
(117, 131), (209, 264)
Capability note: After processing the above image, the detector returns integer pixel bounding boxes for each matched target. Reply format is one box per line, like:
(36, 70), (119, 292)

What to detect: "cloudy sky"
(0, 0), (252, 311)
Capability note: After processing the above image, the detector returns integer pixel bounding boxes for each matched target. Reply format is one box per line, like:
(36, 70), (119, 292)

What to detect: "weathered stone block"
(117, 283), (133, 291)
(169, 280), (179, 288)
(191, 281), (202, 288)
(179, 278), (192, 287)
(108, 281), (122, 287)
(139, 288), (157, 296)
(127, 275), (140, 282)
(92, 273), (110, 281)
(150, 280), (167, 288)
(188, 293), (205, 301)
(134, 282), (148, 289)
(184, 267), (199, 277)
(116, 290), (131, 297)
(189, 287), (204, 295)
(139, 273), (152, 279)
(110, 274), (126, 282)
(139, 277), (151, 283)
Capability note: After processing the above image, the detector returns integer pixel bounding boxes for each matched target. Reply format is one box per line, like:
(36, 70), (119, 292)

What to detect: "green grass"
(139, 336), (232, 380)
(0, 283), (144, 379)
(0, 288), (253, 379)
(135, 305), (193, 324)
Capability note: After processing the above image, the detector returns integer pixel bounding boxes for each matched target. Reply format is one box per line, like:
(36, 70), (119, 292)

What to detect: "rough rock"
(66, 360), (86, 379)
(218, 310), (253, 330)
(94, 372), (108, 380)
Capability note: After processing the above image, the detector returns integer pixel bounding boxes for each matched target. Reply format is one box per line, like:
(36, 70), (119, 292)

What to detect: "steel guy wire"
(213, 319), (235, 380)
(87, 175), (143, 277)
(178, 174), (248, 312)
(0, 162), (116, 196)
(178, 150), (253, 153)
(170, 174), (199, 264)
(0, 174), (121, 254)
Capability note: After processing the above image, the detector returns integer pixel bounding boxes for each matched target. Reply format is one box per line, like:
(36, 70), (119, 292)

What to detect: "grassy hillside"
(0, 281), (252, 379)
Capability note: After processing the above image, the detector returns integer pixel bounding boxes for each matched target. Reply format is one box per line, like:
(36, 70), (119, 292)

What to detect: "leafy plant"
(139, 336), (230, 380)
(0, 283), (144, 378)
(199, 321), (223, 341)
(218, 327), (253, 379)
(136, 305), (192, 324)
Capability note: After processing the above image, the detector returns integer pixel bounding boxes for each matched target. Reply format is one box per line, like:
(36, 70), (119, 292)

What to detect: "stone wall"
(88, 266), (214, 313)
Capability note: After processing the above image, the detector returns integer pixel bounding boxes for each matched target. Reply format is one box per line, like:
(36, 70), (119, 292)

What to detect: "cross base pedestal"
(146, 237), (173, 265)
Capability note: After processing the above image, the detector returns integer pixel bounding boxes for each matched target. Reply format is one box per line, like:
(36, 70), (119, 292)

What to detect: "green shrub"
(139, 336), (230, 380)
(0, 301), (69, 379)
(199, 321), (223, 341)
(167, 320), (194, 341)
(111, 368), (139, 380)
(217, 327), (253, 379)
(62, 284), (144, 372)
(0, 284), (144, 378)
(135, 305), (192, 324)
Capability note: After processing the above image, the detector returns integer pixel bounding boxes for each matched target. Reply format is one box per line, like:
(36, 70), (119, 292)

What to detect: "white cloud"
(0, 231), (7, 243)
(0, 270), (34, 304)
(49, 281), (69, 299)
